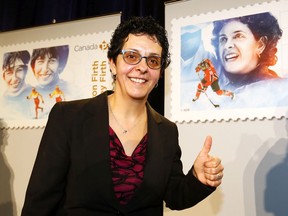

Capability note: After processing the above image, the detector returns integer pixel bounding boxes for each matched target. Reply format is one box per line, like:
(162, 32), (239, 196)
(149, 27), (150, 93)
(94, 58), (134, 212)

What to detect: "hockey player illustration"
(49, 85), (65, 103)
(192, 58), (234, 107)
(27, 87), (44, 119)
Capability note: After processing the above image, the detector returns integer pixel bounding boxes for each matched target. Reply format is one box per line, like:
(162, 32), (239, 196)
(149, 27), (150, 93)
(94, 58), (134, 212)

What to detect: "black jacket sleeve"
(163, 123), (216, 210)
(21, 102), (70, 216)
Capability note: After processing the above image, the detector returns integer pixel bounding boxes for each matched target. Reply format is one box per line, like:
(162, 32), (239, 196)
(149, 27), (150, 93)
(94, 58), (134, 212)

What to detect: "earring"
(154, 82), (158, 88)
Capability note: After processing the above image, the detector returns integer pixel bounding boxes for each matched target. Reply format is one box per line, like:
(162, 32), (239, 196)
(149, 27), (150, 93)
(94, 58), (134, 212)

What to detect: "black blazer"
(21, 91), (215, 216)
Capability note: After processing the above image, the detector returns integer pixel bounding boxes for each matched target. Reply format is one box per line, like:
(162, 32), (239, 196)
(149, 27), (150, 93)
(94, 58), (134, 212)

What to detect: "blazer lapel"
(127, 104), (167, 210)
(80, 91), (121, 209)
(79, 93), (169, 212)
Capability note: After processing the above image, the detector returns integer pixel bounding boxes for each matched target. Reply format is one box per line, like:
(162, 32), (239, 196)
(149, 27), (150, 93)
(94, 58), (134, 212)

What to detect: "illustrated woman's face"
(3, 58), (27, 95)
(33, 53), (60, 86)
(218, 20), (263, 75)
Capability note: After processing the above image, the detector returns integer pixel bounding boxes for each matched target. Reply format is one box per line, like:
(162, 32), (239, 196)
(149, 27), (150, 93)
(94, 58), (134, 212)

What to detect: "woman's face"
(3, 58), (27, 95)
(109, 34), (162, 101)
(33, 53), (60, 86)
(218, 20), (262, 74)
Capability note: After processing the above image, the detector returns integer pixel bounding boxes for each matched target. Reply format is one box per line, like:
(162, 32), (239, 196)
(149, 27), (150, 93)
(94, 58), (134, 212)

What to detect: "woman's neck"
(108, 93), (147, 138)
(109, 91), (147, 114)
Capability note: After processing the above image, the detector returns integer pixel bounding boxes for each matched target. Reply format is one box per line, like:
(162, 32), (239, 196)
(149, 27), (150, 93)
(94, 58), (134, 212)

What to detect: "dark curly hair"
(107, 16), (171, 76)
(211, 12), (282, 67)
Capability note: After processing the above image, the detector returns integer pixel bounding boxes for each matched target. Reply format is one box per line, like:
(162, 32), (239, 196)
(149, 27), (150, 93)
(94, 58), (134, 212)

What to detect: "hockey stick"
(203, 90), (220, 108)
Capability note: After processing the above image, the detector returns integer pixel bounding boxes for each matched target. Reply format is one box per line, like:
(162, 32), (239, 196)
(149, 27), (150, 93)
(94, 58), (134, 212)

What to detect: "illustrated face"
(109, 34), (162, 100)
(33, 53), (60, 86)
(218, 20), (262, 75)
(3, 58), (27, 95)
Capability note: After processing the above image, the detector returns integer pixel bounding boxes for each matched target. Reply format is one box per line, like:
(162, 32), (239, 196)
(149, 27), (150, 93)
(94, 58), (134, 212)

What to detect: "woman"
(21, 16), (224, 216)
(2, 51), (30, 97)
(30, 45), (69, 90)
(211, 12), (282, 90)
(1, 51), (33, 119)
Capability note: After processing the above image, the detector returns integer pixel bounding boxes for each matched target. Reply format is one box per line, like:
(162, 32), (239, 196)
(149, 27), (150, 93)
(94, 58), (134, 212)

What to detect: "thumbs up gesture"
(192, 136), (224, 187)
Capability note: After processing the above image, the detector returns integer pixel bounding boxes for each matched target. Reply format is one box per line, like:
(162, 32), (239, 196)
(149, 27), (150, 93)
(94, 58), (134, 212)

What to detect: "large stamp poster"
(0, 14), (120, 128)
(169, 0), (288, 122)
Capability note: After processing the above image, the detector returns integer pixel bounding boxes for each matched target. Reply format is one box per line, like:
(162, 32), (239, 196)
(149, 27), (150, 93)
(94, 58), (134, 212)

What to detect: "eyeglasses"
(120, 50), (163, 70)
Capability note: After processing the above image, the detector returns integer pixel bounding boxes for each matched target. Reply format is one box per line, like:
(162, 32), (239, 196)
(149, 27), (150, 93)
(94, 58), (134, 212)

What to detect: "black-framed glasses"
(120, 50), (163, 70)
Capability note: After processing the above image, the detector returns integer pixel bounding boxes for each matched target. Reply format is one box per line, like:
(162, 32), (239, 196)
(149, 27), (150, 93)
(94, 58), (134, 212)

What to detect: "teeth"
(130, 78), (145, 83)
(225, 53), (238, 61)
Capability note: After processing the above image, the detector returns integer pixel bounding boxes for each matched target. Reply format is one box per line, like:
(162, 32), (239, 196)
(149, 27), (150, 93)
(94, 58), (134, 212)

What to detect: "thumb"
(200, 135), (212, 157)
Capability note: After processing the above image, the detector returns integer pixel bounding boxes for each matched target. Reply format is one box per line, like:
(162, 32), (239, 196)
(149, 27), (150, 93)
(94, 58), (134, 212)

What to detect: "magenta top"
(109, 126), (147, 205)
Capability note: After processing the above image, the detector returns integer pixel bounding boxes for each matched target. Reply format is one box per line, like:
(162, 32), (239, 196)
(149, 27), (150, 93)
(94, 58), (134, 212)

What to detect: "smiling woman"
(211, 12), (283, 90)
(2, 51), (30, 97)
(30, 45), (69, 89)
(1, 51), (33, 118)
(21, 16), (224, 216)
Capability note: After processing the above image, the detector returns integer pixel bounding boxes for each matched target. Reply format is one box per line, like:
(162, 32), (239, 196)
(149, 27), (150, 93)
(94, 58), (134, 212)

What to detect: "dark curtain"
(0, 0), (168, 114)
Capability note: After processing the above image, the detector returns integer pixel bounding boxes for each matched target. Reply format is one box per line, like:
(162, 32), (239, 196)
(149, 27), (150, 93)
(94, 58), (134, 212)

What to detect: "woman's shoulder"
(50, 91), (109, 117)
(147, 103), (177, 128)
